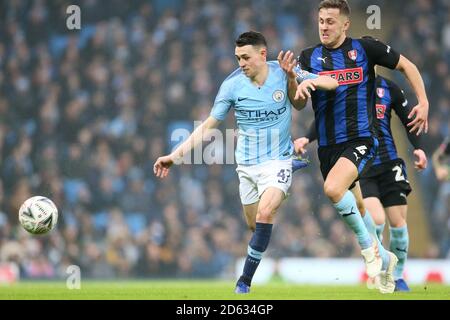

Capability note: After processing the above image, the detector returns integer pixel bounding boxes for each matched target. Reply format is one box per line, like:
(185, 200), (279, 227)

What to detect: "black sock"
(239, 222), (273, 286)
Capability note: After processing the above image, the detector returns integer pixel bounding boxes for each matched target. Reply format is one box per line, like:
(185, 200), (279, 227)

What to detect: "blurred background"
(0, 0), (449, 281)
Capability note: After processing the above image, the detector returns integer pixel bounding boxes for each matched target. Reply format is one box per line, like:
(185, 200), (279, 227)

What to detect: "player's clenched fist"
(153, 155), (174, 178)
(413, 149), (427, 171)
(294, 137), (310, 155)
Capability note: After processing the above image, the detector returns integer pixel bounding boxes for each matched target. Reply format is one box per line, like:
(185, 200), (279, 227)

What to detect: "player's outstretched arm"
(294, 75), (338, 103)
(311, 75), (339, 91)
(278, 50), (338, 110)
(153, 116), (220, 178)
(395, 55), (429, 135)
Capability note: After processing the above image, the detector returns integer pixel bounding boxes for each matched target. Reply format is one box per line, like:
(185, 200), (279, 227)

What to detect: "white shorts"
(236, 159), (292, 205)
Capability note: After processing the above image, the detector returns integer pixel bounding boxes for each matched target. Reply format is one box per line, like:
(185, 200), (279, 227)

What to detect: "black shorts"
(318, 137), (378, 189)
(360, 159), (412, 207)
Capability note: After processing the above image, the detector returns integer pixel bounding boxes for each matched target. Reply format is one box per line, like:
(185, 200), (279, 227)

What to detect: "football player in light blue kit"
(154, 31), (338, 294)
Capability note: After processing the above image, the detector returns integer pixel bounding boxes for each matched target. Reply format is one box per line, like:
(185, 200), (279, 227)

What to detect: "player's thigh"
(257, 187), (286, 222)
(259, 187), (286, 211)
(324, 157), (359, 201)
(385, 205), (407, 228)
(363, 197), (386, 225)
(242, 202), (258, 231)
(339, 137), (378, 189)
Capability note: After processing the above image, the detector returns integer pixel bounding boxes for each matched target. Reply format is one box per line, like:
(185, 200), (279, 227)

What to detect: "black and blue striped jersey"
(299, 37), (400, 147)
(305, 75), (422, 167)
(372, 76), (421, 165)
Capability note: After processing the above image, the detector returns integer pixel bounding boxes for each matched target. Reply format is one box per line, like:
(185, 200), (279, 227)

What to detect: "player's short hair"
(235, 31), (267, 48)
(318, 0), (351, 17)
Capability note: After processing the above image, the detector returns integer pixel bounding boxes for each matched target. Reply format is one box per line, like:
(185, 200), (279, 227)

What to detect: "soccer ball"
(18, 196), (58, 235)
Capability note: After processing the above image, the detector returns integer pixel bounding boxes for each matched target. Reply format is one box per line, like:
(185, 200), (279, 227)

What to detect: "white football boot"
(378, 251), (399, 294)
(366, 275), (381, 290)
(361, 238), (382, 278)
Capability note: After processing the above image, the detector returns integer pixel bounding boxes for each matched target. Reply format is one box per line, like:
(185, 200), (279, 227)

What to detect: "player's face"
(235, 45), (267, 79)
(318, 8), (349, 48)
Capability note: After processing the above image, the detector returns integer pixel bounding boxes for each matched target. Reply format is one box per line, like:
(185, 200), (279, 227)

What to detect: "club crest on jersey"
(348, 50), (358, 61)
(377, 87), (385, 98)
(272, 90), (285, 102)
(376, 104), (386, 119)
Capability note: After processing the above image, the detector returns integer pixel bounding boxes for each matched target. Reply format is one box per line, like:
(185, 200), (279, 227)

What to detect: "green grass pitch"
(0, 280), (449, 300)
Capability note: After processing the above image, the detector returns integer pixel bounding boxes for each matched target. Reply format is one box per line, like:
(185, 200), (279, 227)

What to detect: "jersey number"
(392, 165), (405, 182)
(355, 146), (367, 155)
(277, 169), (291, 184)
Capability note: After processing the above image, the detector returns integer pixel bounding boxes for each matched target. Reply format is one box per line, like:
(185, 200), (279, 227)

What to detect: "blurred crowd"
(0, 0), (448, 280)
(387, 0), (450, 257)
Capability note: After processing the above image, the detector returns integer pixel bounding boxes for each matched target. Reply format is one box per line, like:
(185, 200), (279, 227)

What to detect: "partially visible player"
(291, 0), (429, 294)
(360, 74), (427, 292)
(295, 74), (428, 292)
(154, 31), (338, 294)
(433, 137), (450, 181)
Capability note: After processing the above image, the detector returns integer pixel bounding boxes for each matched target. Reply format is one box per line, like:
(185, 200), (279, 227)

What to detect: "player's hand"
(413, 149), (427, 171)
(295, 80), (316, 100)
(294, 137), (310, 154)
(153, 155), (175, 178)
(277, 50), (297, 80)
(435, 166), (449, 181)
(407, 101), (429, 135)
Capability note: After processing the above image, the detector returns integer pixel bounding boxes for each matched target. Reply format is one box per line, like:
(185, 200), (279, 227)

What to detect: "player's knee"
(323, 180), (345, 202)
(256, 206), (274, 223)
(373, 214), (386, 225)
(390, 217), (406, 228)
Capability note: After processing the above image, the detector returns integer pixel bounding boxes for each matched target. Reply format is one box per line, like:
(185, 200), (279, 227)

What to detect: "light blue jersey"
(211, 61), (317, 165)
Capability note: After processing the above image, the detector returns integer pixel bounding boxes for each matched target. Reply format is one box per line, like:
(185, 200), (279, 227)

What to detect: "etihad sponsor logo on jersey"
(238, 106), (287, 121)
(318, 67), (363, 85)
(376, 104), (387, 119)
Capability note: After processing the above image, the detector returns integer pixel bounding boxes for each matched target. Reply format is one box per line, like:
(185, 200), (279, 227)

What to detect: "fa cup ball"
(18, 196), (58, 235)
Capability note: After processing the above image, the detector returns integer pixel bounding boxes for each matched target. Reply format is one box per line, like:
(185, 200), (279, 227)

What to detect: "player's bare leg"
(386, 205), (410, 291)
(255, 187), (284, 223)
(236, 187), (284, 294)
(323, 157), (358, 203)
(243, 203), (258, 232)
